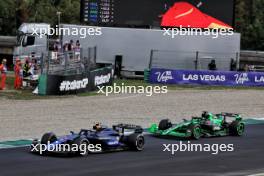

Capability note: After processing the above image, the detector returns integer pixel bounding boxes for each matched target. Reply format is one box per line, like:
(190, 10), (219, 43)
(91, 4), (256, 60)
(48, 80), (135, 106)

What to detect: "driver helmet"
(93, 123), (102, 131)
(202, 111), (213, 119)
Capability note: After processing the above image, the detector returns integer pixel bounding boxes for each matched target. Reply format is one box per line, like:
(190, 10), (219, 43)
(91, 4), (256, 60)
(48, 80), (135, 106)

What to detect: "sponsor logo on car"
(107, 140), (119, 145)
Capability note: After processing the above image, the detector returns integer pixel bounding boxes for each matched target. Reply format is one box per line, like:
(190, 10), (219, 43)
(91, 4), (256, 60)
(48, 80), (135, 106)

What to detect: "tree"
(0, 1), (16, 35)
(0, 0), (80, 35)
(235, 0), (264, 50)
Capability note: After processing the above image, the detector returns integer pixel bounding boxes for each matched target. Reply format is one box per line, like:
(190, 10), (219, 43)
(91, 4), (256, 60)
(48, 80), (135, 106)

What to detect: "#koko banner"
(149, 68), (264, 87)
(43, 66), (114, 95)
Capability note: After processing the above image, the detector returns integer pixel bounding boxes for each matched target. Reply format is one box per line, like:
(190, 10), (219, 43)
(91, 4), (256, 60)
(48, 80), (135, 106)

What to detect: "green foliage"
(29, 0), (80, 26)
(235, 0), (264, 50)
(0, 0), (80, 35)
(0, 1), (17, 35)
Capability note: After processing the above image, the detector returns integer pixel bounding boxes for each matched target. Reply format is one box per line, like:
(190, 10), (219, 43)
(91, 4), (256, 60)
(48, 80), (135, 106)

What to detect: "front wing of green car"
(148, 124), (192, 138)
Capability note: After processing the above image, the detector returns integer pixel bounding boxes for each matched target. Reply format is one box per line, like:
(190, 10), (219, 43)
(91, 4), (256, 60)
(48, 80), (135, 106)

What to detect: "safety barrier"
(38, 65), (113, 95)
(149, 68), (264, 87)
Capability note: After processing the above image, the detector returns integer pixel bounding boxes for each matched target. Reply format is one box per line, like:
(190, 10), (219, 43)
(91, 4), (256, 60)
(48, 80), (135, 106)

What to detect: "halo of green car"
(148, 112), (245, 139)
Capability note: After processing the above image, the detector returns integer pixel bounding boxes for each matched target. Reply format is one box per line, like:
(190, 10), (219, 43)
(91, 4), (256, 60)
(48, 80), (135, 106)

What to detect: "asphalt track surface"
(0, 124), (264, 176)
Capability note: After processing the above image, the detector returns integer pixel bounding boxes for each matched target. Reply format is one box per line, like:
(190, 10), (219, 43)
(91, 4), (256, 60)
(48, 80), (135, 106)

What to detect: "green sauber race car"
(148, 112), (245, 139)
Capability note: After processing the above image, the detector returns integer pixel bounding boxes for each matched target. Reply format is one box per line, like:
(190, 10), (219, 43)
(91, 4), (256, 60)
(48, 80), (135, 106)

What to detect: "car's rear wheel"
(127, 134), (144, 151)
(230, 121), (245, 136)
(73, 137), (90, 156)
(158, 119), (172, 130)
(190, 124), (202, 140)
(41, 132), (57, 144)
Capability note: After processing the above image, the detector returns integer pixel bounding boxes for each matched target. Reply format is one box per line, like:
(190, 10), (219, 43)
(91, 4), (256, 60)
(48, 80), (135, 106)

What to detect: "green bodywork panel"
(149, 122), (192, 137)
(148, 113), (243, 138)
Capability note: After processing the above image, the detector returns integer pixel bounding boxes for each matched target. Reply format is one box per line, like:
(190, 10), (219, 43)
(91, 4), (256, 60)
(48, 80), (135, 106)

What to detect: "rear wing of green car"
(216, 113), (242, 121)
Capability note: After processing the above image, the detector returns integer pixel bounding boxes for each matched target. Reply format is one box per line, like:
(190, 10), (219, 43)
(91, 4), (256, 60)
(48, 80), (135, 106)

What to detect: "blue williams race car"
(31, 123), (145, 156)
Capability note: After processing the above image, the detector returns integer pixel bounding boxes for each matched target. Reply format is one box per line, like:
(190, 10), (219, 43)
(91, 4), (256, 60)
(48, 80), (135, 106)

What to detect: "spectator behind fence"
(14, 58), (23, 89)
(75, 40), (81, 61)
(0, 59), (7, 90)
(244, 64), (249, 72)
(68, 40), (75, 60)
(75, 40), (81, 51)
(23, 58), (32, 77)
(30, 58), (38, 75)
(63, 42), (69, 52)
(54, 39), (61, 52)
(208, 59), (217, 71)
(68, 40), (74, 51)
(230, 58), (236, 71)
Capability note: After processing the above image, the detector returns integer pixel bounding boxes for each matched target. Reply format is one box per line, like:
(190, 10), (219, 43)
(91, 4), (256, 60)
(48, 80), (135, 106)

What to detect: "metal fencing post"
(88, 47), (91, 62)
(40, 53), (44, 74)
(47, 52), (50, 74)
(80, 48), (83, 63)
(64, 52), (68, 75)
(149, 49), (154, 69)
(236, 52), (240, 70)
(195, 51), (199, 70)
(94, 46), (97, 63)
(87, 47), (91, 73)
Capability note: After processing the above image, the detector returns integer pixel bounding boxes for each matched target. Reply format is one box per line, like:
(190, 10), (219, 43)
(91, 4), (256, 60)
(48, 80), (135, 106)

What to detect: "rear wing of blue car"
(113, 124), (143, 134)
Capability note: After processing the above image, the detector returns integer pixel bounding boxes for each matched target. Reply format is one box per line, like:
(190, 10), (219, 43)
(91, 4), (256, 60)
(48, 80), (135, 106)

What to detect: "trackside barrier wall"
(38, 65), (113, 95)
(38, 74), (47, 95)
(149, 68), (264, 87)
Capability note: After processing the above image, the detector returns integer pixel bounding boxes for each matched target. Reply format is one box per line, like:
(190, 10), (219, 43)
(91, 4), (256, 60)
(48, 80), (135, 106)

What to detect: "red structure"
(161, 2), (232, 29)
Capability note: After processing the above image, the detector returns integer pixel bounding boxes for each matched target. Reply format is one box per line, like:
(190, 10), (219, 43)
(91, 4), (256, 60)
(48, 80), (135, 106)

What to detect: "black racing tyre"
(189, 124), (202, 140)
(40, 132), (57, 144)
(73, 137), (90, 156)
(127, 133), (145, 151)
(158, 119), (172, 130)
(229, 121), (245, 136)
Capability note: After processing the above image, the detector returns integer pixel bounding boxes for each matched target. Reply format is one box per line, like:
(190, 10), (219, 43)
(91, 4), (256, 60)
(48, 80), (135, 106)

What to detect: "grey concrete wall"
(62, 24), (240, 71)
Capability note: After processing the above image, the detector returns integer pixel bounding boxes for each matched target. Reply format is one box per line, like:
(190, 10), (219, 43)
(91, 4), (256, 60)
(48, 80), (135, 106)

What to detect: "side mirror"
(70, 131), (74, 135)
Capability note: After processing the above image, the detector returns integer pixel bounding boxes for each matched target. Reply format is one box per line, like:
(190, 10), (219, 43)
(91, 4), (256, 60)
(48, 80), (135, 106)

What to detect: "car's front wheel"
(158, 119), (172, 130)
(189, 124), (202, 140)
(39, 132), (57, 155)
(41, 132), (57, 144)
